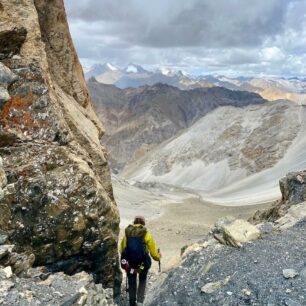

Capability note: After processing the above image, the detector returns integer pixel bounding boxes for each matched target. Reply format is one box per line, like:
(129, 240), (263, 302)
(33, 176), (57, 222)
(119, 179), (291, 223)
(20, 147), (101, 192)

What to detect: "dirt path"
(118, 195), (273, 305)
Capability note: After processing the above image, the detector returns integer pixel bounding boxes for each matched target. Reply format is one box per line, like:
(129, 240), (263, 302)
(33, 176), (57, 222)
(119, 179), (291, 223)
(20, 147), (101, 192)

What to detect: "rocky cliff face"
(0, 0), (120, 291)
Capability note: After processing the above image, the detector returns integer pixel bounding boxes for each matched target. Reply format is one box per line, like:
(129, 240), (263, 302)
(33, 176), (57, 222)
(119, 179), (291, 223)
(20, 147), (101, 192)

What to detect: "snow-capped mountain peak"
(124, 63), (147, 74)
(105, 63), (118, 71)
(158, 67), (189, 78)
(158, 67), (177, 76)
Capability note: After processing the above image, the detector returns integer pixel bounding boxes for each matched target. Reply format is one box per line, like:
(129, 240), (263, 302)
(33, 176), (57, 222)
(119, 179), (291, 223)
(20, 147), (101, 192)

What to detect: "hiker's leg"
(127, 273), (137, 306)
(137, 269), (148, 304)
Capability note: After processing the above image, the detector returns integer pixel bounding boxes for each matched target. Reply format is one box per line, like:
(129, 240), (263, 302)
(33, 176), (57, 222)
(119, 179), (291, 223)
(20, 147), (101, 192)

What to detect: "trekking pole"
(126, 273), (128, 301)
(158, 248), (161, 273)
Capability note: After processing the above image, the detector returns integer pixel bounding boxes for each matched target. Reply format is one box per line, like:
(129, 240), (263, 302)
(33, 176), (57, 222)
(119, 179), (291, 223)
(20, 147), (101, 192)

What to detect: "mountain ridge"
(89, 79), (266, 171)
(86, 63), (306, 104)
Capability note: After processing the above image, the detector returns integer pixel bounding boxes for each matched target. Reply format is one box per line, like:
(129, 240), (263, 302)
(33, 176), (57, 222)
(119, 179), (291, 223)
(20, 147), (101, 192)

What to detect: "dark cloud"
(66, 0), (288, 48)
(64, 0), (306, 76)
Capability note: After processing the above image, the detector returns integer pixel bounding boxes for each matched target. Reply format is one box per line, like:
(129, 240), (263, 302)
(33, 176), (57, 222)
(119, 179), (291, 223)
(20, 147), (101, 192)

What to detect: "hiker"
(120, 215), (161, 306)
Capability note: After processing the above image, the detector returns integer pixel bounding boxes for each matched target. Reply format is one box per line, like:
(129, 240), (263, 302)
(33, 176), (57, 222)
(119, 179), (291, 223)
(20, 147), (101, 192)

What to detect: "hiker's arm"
(120, 236), (127, 254)
(145, 232), (161, 261)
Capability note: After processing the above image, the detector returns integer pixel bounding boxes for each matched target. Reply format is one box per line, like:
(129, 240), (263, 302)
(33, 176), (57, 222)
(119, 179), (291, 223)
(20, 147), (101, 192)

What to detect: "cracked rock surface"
(0, 0), (120, 294)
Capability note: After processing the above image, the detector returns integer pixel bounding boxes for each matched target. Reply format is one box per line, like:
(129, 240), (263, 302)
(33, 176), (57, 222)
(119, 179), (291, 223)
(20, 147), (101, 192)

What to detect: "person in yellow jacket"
(120, 215), (161, 306)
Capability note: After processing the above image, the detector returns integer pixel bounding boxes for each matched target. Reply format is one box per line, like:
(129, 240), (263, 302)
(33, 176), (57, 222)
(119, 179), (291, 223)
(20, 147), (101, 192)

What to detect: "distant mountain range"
(88, 79), (265, 171)
(88, 75), (306, 204)
(85, 63), (306, 104)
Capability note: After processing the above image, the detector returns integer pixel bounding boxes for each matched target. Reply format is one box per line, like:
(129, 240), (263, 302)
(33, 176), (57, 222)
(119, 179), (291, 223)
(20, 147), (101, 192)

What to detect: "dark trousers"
(127, 269), (148, 306)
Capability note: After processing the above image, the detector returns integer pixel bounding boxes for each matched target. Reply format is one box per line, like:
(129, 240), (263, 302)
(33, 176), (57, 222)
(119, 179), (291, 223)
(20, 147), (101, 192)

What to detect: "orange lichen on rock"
(0, 93), (42, 129)
(0, 95), (29, 118)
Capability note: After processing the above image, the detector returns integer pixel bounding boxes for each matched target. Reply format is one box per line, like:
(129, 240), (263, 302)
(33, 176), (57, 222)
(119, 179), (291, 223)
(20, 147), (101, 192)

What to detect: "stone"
(3, 266), (12, 278)
(256, 222), (274, 235)
(0, 280), (14, 292)
(0, 130), (21, 146)
(212, 216), (236, 233)
(0, 232), (8, 245)
(12, 253), (35, 276)
(0, 86), (10, 103)
(0, 245), (14, 260)
(279, 171), (306, 205)
(0, 62), (18, 86)
(0, 169), (7, 189)
(201, 276), (230, 294)
(283, 269), (299, 279)
(275, 202), (306, 230)
(222, 219), (261, 247)
(242, 288), (252, 296)
(181, 243), (203, 257)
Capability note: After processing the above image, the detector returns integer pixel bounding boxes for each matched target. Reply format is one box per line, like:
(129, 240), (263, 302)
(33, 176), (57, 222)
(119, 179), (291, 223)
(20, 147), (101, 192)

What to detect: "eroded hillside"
(89, 79), (265, 172)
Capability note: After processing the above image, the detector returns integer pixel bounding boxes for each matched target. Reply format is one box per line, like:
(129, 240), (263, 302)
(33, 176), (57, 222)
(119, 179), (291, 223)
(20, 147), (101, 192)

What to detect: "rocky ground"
(0, 268), (115, 306)
(147, 170), (306, 306)
(148, 217), (306, 306)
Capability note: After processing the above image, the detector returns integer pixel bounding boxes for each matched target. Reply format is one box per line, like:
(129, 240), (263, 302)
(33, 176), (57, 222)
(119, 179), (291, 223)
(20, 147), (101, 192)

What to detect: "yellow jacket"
(120, 224), (161, 261)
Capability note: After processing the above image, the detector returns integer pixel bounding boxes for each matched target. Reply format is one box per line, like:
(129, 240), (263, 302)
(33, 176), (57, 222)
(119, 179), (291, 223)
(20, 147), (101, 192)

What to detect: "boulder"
(221, 219), (260, 247)
(280, 171), (306, 204)
(0, 63), (18, 87)
(0, 62), (18, 104)
(3, 266), (12, 278)
(250, 171), (306, 224)
(275, 202), (306, 230)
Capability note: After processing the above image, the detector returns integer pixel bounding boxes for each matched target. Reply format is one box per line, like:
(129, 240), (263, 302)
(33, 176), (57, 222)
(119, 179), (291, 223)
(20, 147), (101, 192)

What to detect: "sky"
(64, 0), (306, 77)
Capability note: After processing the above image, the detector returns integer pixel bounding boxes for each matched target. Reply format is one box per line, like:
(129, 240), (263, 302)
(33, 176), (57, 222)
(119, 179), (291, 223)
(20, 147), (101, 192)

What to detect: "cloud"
(64, 0), (306, 76)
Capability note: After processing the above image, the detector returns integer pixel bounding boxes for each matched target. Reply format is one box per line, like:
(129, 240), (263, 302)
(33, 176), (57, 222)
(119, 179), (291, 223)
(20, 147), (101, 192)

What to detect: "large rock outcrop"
(251, 170), (306, 224)
(0, 0), (120, 292)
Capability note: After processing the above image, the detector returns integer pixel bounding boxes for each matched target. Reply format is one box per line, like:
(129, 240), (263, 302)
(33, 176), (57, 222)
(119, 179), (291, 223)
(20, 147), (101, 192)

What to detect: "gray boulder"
(0, 62), (18, 104)
(280, 170), (306, 204)
(212, 218), (261, 247)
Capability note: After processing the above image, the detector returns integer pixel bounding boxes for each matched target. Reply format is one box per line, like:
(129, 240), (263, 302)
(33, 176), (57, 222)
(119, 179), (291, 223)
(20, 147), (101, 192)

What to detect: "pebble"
(201, 276), (230, 294)
(0, 234), (8, 245)
(3, 267), (12, 278)
(242, 288), (251, 296)
(283, 269), (299, 279)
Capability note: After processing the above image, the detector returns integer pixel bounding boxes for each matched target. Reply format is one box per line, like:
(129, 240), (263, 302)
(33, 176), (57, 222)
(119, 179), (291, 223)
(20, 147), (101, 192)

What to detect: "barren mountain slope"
(89, 79), (265, 171)
(122, 101), (306, 204)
